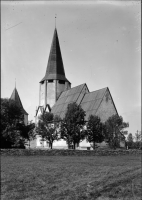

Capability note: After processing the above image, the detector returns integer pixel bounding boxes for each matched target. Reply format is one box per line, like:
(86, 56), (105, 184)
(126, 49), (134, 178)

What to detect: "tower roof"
(40, 28), (70, 83)
(10, 88), (28, 115)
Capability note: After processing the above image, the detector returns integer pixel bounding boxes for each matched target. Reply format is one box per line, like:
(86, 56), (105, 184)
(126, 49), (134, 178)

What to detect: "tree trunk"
(50, 142), (53, 149)
(93, 142), (95, 150)
(67, 136), (71, 149)
(73, 142), (76, 150)
(68, 143), (70, 149)
(29, 140), (30, 149)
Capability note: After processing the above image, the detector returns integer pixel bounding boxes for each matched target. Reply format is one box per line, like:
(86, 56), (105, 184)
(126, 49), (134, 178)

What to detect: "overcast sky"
(1, 1), (141, 135)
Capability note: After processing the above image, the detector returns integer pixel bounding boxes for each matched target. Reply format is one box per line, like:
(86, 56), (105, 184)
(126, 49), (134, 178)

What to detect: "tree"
(132, 130), (142, 149)
(127, 133), (134, 149)
(36, 112), (61, 149)
(121, 131), (128, 136)
(60, 102), (86, 149)
(135, 130), (141, 142)
(104, 114), (129, 149)
(86, 115), (104, 149)
(1, 98), (25, 148)
(127, 133), (133, 142)
(17, 121), (36, 148)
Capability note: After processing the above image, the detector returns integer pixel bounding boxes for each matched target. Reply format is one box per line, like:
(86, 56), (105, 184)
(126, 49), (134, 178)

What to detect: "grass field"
(1, 155), (141, 200)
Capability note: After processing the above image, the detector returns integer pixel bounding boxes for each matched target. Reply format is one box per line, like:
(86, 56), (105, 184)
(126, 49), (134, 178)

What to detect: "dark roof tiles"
(51, 83), (89, 117)
(10, 88), (28, 115)
(40, 28), (70, 83)
(80, 88), (107, 120)
(51, 85), (109, 120)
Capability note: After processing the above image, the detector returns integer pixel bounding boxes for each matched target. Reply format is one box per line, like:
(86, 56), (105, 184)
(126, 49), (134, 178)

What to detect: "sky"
(1, 1), (141, 136)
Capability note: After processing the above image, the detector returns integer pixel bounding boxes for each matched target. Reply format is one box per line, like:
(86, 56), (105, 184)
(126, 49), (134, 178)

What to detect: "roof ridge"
(88, 87), (108, 94)
(107, 87), (119, 115)
(95, 87), (108, 115)
(76, 84), (89, 105)
(61, 83), (86, 93)
(57, 83), (86, 100)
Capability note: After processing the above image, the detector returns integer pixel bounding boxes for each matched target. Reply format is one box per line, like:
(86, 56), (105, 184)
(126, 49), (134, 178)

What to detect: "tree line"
(1, 98), (141, 150)
(126, 131), (142, 149)
(36, 102), (129, 149)
(1, 98), (36, 148)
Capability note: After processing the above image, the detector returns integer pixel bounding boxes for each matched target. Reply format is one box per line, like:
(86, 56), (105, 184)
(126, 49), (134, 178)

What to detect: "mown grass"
(1, 154), (141, 200)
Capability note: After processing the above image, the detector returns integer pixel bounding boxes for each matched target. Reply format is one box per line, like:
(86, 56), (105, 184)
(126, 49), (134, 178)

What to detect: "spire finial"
(15, 78), (16, 89)
(55, 14), (57, 28)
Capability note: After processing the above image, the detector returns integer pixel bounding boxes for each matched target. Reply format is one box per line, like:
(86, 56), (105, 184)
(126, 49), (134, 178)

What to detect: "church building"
(10, 87), (28, 125)
(34, 27), (124, 149)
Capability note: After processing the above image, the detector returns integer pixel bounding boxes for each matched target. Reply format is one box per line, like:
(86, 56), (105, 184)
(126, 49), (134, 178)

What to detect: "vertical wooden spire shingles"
(10, 88), (28, 115)
(40, 28), (70, 83)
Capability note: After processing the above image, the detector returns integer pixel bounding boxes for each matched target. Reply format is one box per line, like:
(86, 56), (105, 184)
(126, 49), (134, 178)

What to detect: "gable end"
(95, 88), (118, 123)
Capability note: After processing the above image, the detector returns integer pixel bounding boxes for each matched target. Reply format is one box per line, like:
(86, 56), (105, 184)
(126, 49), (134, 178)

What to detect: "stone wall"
(1, 149), (141, 156)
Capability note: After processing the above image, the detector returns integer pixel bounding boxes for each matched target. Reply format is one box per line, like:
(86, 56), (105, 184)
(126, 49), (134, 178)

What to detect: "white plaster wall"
(120, 141), (125, 148)
(24, 114), (28, 126)
(36, 135), (42, 147)
(47, 81), (55, 108)
(53, 139), (67, 147)
(79, 139), (91, 147)
(39, 82), (45, 106)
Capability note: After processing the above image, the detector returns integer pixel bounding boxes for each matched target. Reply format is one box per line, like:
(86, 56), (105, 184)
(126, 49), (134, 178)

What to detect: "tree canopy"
(17, 121), (36, 148)
(1, 98), (25, 148)
(60, 102), (86, 149)
(104, 114), (129, 148)
(36, 112), (61, 149)
(86, 115), (104, 149)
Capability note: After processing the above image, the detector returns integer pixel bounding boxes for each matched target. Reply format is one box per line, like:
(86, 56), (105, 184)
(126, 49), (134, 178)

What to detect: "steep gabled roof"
(51, 86), (118, 121)
(35, 106), (44, 117)
(51, 83), (89, 118)
(10, 88), (28, 115)
(80, 88), (107, 120)
(40, 28), (70, 83)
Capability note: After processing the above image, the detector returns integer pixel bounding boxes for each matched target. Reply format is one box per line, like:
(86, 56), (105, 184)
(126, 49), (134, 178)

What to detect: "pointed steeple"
(40, 28), (70, 83)
(10, 88), (28, 115)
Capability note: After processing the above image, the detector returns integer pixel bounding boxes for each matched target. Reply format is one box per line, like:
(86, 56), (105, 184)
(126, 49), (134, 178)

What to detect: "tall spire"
(40, 28), (70, 83)
(10, 88), (28, 115)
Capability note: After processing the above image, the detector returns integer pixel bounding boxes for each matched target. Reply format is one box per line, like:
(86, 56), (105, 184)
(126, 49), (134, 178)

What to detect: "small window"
(59, 80), (65, 84)
(48, 80), (53, 83)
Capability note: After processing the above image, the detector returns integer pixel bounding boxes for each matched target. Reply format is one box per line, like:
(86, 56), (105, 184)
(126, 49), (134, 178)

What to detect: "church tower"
(10, 87), (28, 125)
(39, 28), (71, 110)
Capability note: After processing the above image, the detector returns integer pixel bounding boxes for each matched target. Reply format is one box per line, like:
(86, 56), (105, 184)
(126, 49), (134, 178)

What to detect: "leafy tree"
(127, 133), (133, 142)
(1, 98), (25, 148)
(36, 112), (61, 149)
(60, 102), (86, 149)
(121, 131), (128, 136)
(1, 126), (25, 148)
(127, 133), (134, 149)
(86, 115), (104, 149)
(104, 114), (129, 149)
(135, 130), (141, 142)
(17, 121), (36, 148)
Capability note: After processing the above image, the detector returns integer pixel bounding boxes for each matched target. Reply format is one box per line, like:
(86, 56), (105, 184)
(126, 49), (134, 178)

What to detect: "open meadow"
(1, 154), (141, 200)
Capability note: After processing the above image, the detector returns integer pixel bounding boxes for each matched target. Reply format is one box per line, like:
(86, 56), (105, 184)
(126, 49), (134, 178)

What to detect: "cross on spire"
(55, 14), (57, 28)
